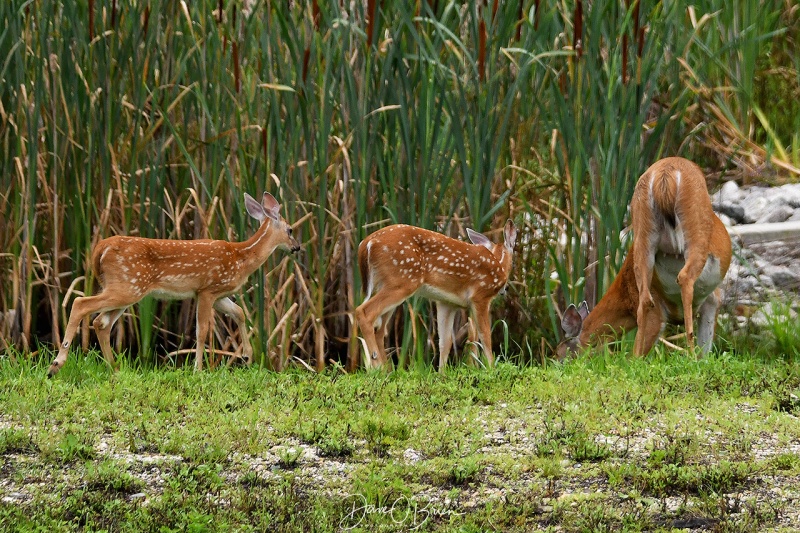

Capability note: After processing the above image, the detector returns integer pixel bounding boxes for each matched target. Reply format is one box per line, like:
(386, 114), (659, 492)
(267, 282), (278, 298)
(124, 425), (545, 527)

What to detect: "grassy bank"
(1, 350), (799, 531)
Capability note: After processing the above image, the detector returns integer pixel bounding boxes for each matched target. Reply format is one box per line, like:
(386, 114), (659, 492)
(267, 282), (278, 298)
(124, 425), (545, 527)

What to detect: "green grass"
(1, 350), (799, 531)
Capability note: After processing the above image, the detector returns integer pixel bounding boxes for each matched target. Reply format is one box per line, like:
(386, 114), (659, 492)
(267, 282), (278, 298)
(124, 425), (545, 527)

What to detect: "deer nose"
(291, 242), (301, 253)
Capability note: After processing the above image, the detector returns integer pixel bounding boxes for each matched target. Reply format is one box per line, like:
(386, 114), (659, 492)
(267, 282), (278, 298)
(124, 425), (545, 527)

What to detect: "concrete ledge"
(726, 221), (800, 246)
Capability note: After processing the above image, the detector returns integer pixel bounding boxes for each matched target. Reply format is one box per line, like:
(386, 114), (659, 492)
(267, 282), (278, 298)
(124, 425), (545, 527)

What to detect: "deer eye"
(287, 227), (293, 236)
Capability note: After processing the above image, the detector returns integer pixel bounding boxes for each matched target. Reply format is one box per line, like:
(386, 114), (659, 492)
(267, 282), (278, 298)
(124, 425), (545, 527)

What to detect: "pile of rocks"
(712, 181), (800, 326)
(714, 181), (800, 226)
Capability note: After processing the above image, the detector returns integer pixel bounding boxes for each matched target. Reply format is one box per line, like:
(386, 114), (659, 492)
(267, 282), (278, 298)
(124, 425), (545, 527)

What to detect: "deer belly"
(149, 277), (201, 300)
(150, 288), (197, 300)
(415, 284), (471, 308)
(653, 252), (722, 319)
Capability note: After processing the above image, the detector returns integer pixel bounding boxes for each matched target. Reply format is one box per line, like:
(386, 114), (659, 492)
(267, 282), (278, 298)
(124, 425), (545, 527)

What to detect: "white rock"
(749, 301), (798, 328)
(716, 180), (742, 202)
(756, 204), (794, 224)
(740, 195), (771, 223)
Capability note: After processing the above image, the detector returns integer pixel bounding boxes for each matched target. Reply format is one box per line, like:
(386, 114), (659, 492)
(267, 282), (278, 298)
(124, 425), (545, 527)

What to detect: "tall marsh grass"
(0, 0), (797, 369)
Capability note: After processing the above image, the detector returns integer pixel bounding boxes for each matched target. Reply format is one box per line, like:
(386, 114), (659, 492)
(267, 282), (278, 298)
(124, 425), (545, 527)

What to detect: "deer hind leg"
(355, 286), (415, 369)
(93, 308), (126, 370)
(214, 297), (252, 366)
(677, 246), (710, 351)
(471, 299), (495, 368)
(695, 288), (721, 356)
(633, 231), (659, 320)
(194, 293), (217, 372)
(49, 292), (139, 377)
(465, 317), (479, 366)
(436, 304), (458, 372)
(633, 296), (664, 356)
(374, 308), (395, 365)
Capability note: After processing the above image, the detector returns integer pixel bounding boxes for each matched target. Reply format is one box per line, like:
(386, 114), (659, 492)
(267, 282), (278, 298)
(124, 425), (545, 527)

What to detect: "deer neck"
(577, 252), (639, 348)
(491, 244), (512, 280)
(234, 220), (279, 272)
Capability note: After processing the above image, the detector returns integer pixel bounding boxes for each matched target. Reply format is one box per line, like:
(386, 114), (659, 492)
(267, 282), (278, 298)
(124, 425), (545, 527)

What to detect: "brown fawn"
(48, 192), (300, 377)
(557, 157), (732, 359)
(355, 220), (516, 370)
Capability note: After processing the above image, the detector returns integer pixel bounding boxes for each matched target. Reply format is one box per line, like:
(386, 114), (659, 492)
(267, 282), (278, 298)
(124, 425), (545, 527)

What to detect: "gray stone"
(716, 213), (734, 227)
(749, 301), (798, 328)
(756, 204), (794, 224)
(713, 180), (743, 203)
(740, 194), (772, 224)
(714, 201), (746, 223)
(781, 184), (800, 208)
(760, 264), (800, 289)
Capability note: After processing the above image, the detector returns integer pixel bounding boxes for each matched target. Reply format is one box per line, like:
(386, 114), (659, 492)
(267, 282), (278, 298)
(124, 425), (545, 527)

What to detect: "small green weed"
(295, 418), (354, 458)
(770, 452), (800, 471)
(0, 428), (37, 454)
(449, 457), (481, 486)
(277, 446), (303, 469)
(238, 470), (271, 489)
(613, 461), (755, 498)
(85, 461), (145, 494)
(359, 415), (411, 456)
(46, 431), (96, 463)
(566, 433), (612, 463)
(535, 414), (583, 458)
(647, 433), (695, 467)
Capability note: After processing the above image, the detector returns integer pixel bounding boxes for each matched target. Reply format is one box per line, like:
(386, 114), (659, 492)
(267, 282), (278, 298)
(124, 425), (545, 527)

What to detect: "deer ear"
(245, 193), (267, 222)
(466, 228), (493, 251)
(261, 192), (281, 221)
(504, 220), (517, 251)
(561, 304), (585, 338)
(577, 300), (590, 320)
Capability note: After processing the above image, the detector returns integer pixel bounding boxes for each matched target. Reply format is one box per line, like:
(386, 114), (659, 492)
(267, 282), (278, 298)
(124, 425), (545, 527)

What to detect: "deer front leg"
(677, 248), (709, 351)
(436, 303), (458, 372)
(695, 288), (721, 356)
(214, 297), (253, 366)
(374, 309), (395, 365)
(195, 293), (216, 372)
(93, 308), (126, 370)
(471, 299), (495, 368)
(633, 297), (664, 356)
(355, 300), (380, 369)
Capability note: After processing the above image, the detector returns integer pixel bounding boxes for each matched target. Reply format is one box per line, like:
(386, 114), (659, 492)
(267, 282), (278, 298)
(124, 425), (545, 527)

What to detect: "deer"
(47, 192), (300, 377)
(355, 220), (517, 371)
(557, 157), (732, 359)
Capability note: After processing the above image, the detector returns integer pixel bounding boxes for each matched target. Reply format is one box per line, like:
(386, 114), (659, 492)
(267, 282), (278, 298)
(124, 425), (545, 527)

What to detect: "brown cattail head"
(573, 0), (583, 59)
(312, 0), (320, 30)
(367, 0), (377, 47)
(89, 0), (95, 41)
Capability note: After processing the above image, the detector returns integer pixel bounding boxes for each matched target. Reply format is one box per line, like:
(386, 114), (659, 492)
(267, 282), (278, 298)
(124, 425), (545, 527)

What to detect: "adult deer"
(355, 220), (517, 370)
(557, 157), (732, 359)
(48, 192), (300, 377)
